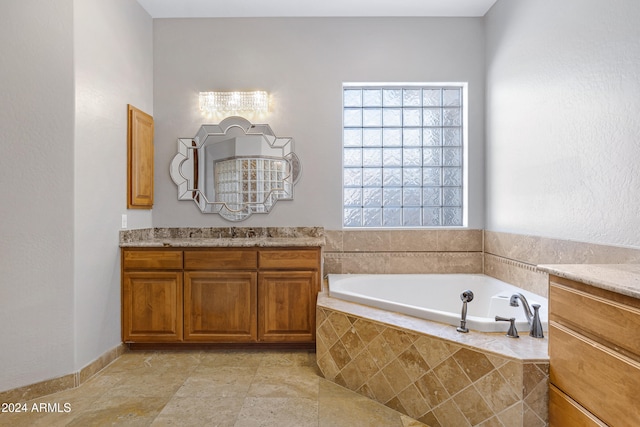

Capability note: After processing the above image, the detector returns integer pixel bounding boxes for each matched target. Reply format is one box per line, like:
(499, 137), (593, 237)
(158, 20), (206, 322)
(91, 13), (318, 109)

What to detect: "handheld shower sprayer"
(456, 290), (474, 333)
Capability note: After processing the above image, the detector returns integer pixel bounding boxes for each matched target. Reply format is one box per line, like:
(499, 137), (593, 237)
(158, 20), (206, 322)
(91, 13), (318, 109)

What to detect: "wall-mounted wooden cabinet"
(121, 247), (321, 346)
(127, 105), (154, 209)
(549, 275), (640, 427)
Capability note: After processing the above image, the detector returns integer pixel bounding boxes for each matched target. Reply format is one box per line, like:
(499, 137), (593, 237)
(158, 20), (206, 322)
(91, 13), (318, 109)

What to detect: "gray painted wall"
(0, 0), (75, 392)
(485, 0), (640, 247)
(152, 17), (486, 229)
(0, 0), (153, 392)
(74, 0), (153, 372)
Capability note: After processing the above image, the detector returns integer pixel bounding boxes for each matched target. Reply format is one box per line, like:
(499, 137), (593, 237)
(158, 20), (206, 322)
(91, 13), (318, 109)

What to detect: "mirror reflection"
(170, 116), (301, 221)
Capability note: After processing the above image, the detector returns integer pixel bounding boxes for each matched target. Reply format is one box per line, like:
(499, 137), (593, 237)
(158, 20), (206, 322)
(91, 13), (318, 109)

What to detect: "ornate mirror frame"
(170, 116), (301, 221)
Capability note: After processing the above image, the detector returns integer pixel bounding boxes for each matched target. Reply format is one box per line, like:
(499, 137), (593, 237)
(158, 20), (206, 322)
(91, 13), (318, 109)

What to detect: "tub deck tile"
(317, 293), (549, 426)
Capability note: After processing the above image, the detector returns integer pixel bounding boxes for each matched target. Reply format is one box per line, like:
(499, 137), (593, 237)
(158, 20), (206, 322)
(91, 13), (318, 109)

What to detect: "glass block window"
(215, 157), (288, 212)
(343, 84), (466, 227)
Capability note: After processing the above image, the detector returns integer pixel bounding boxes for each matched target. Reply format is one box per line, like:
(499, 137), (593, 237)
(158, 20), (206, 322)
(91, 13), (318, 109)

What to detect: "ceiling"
(136, 0), (498, 18)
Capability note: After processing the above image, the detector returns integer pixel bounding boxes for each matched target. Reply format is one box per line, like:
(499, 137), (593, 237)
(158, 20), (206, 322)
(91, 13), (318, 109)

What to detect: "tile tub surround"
(119, 226), (325, 247)
(324, 229), (483, 274)
(317, 293), (549, 427)
(484, 230), (640, 298)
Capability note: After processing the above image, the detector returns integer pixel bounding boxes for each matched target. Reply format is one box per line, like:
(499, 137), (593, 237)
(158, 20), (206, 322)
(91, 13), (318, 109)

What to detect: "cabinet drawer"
(550, 281), (640, 357)
(549, 385), (606, 427)
(184, 249), (257, 270)
(549, 322), (640, 427)
(123, 249), (183, 270)
(258, 248), (320, 270)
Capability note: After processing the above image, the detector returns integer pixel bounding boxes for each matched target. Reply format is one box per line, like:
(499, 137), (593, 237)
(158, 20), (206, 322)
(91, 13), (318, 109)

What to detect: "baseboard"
(0, 343), (127, 402)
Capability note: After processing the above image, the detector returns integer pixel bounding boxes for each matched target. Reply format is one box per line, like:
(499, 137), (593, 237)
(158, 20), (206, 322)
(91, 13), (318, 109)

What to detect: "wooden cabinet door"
(184, 271), (257, 342)
(258, 271), (317, 343)
(122, 271), (183, 342)
(127, 104), (154, 209)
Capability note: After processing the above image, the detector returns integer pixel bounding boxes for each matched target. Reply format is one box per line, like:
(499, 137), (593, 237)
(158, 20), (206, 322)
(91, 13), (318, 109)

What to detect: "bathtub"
(327, 273), (548, 333)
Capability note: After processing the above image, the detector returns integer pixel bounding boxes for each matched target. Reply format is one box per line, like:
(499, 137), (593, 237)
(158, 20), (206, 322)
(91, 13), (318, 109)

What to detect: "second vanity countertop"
(119, 227), (325, 248)
(538, 263), (640, 300)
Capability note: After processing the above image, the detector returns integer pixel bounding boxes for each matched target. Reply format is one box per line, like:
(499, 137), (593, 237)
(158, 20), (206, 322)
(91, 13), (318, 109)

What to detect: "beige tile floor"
(1, 350), (427, 426)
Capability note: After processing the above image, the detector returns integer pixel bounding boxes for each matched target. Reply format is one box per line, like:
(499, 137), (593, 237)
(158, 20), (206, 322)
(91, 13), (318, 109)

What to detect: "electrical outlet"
(121, 214), (127, 229)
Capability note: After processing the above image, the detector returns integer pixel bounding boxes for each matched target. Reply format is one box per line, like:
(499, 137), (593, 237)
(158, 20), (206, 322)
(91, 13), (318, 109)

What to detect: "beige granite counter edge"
(120, 237), (326, 248)
(539, 264), (640, 300)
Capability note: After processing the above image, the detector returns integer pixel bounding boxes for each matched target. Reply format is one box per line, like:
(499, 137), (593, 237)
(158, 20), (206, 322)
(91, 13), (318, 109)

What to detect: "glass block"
(423, 168), (441, 186)
(443, 168), (462, 186)
(343, 168), (362, 186)
(363, 168), (382, 186)
(423, 187), (441, 206)
(383, 188), (402, 206)
(403, 188), (421, 205)
(344, 188), (362, 206)
(344, 129), (362, 146)
(363, 109), (382, 127)
(443, 88), (461, 106)
(363, 128), (382, 146)
(363, 89), (382, 107)
(403, 128), (421, 146)
(443, 207), (462, 226)
(423, 207), (441, 226)
(383, 168), (402, 186)
(443, 187), (462, 206)
(403, 208), (421, 226)
(344, 108), (362, 127)
(423, 89), (441, 106)
(443, 147), (462, 166)
(383, 208), (402, 226)
(363, 208), (382, 227)
(423, 108), (441, 126)
(403, 148), (422, 166)
(363, 148), (382, 167)
(403, 89), (422, 106)
(343, 148), (362, 167)
(443, 128), (461, 146)
(403, 168), (422, 186)
(423, 148), (442, 166)
(403, 108), (421, 126)
(344, 89), (362, 107)
(383, 148), (402, 166)
(344, 208), (362, 227)
(363, 188), (382, 206)
(423, 128), (442, 146)
(443, 108), (461, 126)
(383, 108), (402, 127)
(383, 128), (402, 146)
(383, 89), (402, 106)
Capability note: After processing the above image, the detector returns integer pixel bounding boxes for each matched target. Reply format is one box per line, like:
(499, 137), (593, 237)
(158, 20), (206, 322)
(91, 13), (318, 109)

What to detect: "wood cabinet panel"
(127, 105), (154, 209)
(122, 271), (183, 342)
(184, 271), (257, 342)
(123, 250), (183, 270)
(258, 248), (320, 271)
(549, 385), (605, 427)
(549, 322), (640, 427)
(550, 281), (640, 358)
(184, 249), (257, 270)
(122, 246), (321, 345)
(258, 271), (317, 342)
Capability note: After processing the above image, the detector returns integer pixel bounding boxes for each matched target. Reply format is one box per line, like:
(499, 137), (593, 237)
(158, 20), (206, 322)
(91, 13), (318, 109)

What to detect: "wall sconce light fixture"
(199, 91), (269, 114)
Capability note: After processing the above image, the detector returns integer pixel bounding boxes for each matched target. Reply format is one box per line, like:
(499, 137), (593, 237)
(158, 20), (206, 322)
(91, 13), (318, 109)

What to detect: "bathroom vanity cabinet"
(121, 246), (321, 346)
(547, 271), (640, 427)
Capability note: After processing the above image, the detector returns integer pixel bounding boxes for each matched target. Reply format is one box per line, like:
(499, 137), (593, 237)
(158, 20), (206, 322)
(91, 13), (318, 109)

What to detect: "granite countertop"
(119, 227), (325, 248)
(538, 264), (640, 300)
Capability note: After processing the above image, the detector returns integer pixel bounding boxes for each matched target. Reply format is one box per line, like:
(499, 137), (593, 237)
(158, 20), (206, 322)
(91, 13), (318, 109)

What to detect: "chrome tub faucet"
(510, 293), (544, 338)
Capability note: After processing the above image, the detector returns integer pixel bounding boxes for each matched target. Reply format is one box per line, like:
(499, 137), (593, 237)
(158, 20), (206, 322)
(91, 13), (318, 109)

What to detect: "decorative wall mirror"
(170, 116), (301, 221)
